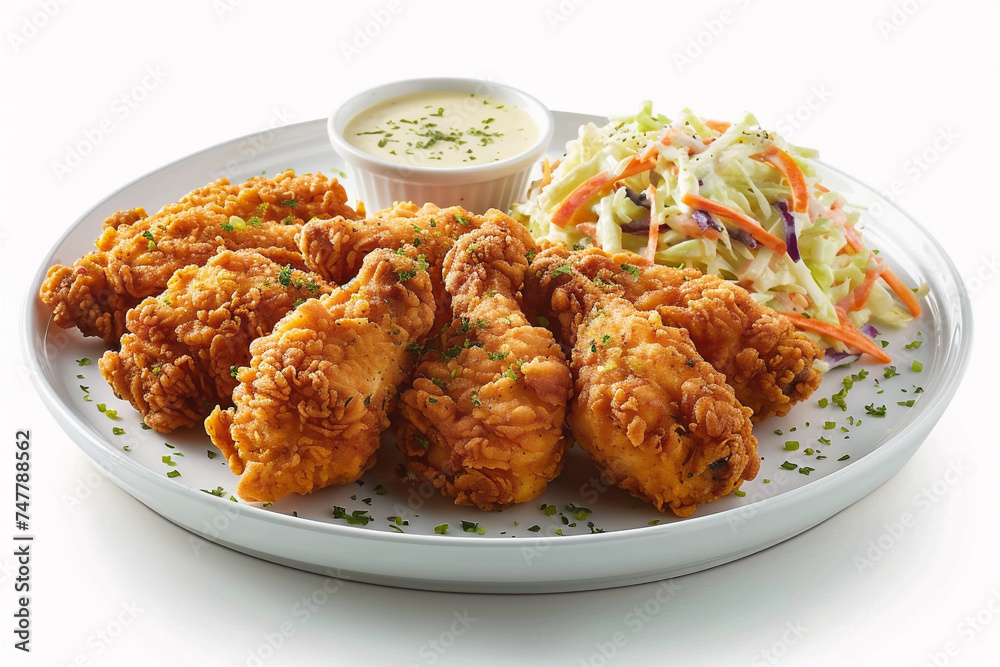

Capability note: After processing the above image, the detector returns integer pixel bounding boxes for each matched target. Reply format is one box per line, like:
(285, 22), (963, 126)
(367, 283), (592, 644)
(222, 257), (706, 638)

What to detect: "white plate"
(23, 112), (972, 593)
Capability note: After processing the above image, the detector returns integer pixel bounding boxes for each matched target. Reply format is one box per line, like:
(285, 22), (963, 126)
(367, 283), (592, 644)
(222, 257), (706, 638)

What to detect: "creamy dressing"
(344, 91), (538, 168)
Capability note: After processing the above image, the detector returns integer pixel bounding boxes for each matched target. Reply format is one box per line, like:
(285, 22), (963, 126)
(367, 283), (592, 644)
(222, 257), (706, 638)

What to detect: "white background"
(2, 1), (999, 665)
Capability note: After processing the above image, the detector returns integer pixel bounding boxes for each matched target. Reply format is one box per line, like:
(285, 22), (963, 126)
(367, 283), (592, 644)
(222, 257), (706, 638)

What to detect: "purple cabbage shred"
(776, 201), (800, 262)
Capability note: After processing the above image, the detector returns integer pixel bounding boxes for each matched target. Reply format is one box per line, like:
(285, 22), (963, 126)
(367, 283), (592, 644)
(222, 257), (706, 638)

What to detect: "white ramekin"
(328, 77), (554, 214)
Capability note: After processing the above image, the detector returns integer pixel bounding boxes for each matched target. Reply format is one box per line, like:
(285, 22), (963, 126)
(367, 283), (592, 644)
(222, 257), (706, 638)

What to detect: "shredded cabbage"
(511, 102), (921, 354)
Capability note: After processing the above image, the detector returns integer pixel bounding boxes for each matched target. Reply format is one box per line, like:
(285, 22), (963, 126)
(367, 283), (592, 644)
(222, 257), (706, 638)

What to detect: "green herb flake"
(883, 365), (900, 379)
(434, 523), (449, 534)
(166, 470), (181, 478)
(780, 461), (797, 471)
(527, 524), (541, 533)
(111, 427), (125, 435)
(799, 467), (815, 476)
(332, 506), (372, 525)
(784, 441), (799, 451)
(864, 403), (887, 417)
(911, 360), (924, 372)
(620, 263), (641, 279)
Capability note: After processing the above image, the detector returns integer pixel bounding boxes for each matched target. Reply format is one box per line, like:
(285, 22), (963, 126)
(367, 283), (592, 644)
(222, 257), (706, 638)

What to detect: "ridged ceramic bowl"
(327, 77), (554, 213)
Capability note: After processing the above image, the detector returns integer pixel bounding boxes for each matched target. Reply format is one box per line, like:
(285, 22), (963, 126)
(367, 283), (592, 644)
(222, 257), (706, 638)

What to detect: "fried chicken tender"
(204, 250), (436, 503)
(523, 253), (759, 518)
(538, 246), (823, 422)
(395, 215), (573, 510)
(40, 171), (357, 344)
(298, 201), (483, 285)
(298, 201), (489, 331)
(98, 250), (331, 433)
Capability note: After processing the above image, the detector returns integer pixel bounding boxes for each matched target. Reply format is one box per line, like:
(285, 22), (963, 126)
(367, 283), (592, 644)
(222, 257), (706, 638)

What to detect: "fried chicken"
(204, 249), (436, 503)
(298, 201), (490, 332)
(523, 253), (759, 518)
(536, 245), (823, 421)
(98, 250), (332, 433)
(395, 216), (573, 511)
(40, 170), (357, 345)
(298, 201), (484, 285)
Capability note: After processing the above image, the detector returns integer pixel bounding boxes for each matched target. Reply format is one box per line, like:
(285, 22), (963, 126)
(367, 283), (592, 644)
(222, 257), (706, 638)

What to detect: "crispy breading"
(395, 215), (573, 510)
(535, 246), (823, 421)
(204, 249), (436, 503)
(98, 250), (331, 433)
(40, 171), (357, 344)
(523, 252), (759, 518)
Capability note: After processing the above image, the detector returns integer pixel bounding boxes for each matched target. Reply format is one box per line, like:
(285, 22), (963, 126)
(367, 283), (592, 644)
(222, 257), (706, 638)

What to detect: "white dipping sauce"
(344, 91), (539, 168)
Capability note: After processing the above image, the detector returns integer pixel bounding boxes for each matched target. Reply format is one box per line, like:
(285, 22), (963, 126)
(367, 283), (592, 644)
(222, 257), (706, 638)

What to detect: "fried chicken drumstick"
(535, 245), (823, 421)
(523, 252), (759, 518)
(395, 215), (573, 510)
(40, 170), (357, 345)
(204, 249), (436, 503)
(99, 250), (331, 433)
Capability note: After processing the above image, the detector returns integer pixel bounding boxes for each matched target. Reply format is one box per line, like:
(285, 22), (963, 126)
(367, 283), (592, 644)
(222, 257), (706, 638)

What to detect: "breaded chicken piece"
(298, 201), (484, 285)
(538, 246), (823, 422)
(395, 216), (573, 511)
(523, 254), (759, 518)
(298, 201), (491, 332)
(98, 250), (331, 433)
(40, 171), (357, 344)
(204, 250), (436, 503)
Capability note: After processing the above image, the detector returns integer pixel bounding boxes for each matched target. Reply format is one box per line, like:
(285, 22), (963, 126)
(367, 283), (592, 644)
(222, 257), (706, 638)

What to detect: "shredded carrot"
(843, 220), (864, 253)
(538, 158), (553, 191)
(814, 183), (830, 193)
(680, 193), (787, 255)
(783, 310), (892, 363)
(881, 267), (922, 317)
(750, 146), (810, 214)
(550, 156), (657, 227)
(704, 119), (731, 133)
(644, 184), (659, 263)
(838, 253), (885, 312)
(550, 172), (611, 227)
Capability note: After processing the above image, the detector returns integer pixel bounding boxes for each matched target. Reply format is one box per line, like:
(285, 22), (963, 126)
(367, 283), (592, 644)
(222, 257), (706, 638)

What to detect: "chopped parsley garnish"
(166, 470), (181, 478)
(461, 520), (486, 535)
(620, 263), (641, 279)
(551, 262), (573, 277)
(434, 523), (449, 534)
(281, 199), (299, 208)
(883, 365), (900, 379)
(779, 461), (797, 471)
(76, 357), (91, 367)
(864, 403), (887, 417)
(277, 265), (293, 286)
(332, 506), (372, 525)
(201, 486), (226, 497)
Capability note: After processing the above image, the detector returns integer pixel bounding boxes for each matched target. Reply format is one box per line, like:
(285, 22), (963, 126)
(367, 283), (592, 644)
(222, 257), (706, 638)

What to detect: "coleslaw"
(511, 102), (926, 362)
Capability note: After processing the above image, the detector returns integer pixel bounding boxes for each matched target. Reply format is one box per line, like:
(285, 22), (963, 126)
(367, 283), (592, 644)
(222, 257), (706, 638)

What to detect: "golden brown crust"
(395, 214), (573, 510)
(99, 249), (331, 433)
(40, 171), (357, 344)
(524, 251), (758, 517)
(204, 249), (436, 503)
